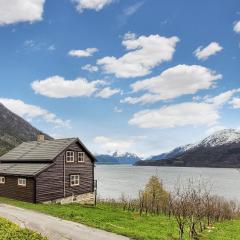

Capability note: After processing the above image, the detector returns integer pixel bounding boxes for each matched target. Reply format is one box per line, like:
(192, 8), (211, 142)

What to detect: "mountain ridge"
(135, 129), (240, 168)
(0, 103), (52, 156)
(96, 151), (142, 164)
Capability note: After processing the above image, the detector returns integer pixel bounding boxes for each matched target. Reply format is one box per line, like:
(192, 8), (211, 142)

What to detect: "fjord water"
(95, 165), (240, 200)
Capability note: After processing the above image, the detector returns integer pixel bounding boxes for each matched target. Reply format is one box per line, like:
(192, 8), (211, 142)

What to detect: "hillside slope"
(0, 103), (52, 156)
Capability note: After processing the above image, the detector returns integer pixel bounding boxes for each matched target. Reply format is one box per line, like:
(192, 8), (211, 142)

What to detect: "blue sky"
(0, 0), (240, 157)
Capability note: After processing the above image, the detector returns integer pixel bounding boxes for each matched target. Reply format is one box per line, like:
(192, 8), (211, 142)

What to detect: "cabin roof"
(0, 138), (77, 162)
(0, 163), (51, 176)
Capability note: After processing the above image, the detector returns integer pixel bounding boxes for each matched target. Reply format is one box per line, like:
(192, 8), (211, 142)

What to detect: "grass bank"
(0, 217), (47, 240)
(1, 197), (240, 240)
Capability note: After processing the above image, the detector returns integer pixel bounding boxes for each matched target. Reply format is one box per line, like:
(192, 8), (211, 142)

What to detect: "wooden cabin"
(0, 135), (96, 203)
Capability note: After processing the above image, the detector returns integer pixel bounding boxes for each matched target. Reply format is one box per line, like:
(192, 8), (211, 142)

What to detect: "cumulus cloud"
(233, 20), (240, 33)
(72, 0), (113, 12)
(230, 97), (240, 108)
(205, 89), (240, 107)
(194, 42), (223, 60)
(96, 87), (120, 98)
(0, 98), (69, 128)
(32, 75), (105, 98)
(0, 0), (45, 26)
(68, 48), (98, 57)
(129, 102), (219, 129)
(81, 64), (99, 72)
(128, 90), (239, 129)
(94, 136), (134, 152)
(97, 33), (179, 78)
(122, 65), (222, 104)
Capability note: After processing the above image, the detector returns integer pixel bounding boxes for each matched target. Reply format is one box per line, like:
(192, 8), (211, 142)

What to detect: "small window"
(70, 175), (80, 186)
(0, 176), (5, 184)
(66, 151), (75, 162)
(78, 152), (85, 162)
(18, 178), (26, 187)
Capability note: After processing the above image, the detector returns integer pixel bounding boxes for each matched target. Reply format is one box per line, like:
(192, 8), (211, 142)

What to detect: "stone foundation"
(43, 192), (95, 205)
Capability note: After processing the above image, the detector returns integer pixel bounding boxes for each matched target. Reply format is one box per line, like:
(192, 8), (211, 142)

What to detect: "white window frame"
(70, 175), (80, 187)
(78, 152), (85, 162)
(18, 178), (26, 187)
(0, 176), (5, 184)
(66, 151), (75, 163)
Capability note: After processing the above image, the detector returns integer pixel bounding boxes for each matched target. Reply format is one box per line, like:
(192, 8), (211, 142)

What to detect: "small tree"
(142, 176), (169, 214)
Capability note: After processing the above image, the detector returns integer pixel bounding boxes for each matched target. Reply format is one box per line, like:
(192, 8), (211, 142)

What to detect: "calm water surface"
(95, 165), (240, 200)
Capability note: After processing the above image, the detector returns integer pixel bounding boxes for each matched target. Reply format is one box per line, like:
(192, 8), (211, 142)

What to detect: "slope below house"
(0, 103), (52, 156)
(135, 129), (240, 168)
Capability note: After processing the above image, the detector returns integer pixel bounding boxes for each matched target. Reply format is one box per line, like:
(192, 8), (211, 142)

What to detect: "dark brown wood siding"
(64, 142), (94, 197)
(0, 176), (35, 202)
(36, 141), (94, 202)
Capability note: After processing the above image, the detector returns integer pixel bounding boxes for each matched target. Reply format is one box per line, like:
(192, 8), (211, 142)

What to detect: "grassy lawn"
(0, 197), (239, 240)
(200, 220), (240, 240)
(0, 217), (47, 240)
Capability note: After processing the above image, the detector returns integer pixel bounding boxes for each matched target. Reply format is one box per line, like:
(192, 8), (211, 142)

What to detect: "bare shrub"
(99, 176), (240, 240)
(171, 178), (240, 240)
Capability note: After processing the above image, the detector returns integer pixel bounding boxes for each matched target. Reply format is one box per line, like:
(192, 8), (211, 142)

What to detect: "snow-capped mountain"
(96, 151), (142, 164)
(135, 129), (240, 168)
(197, 129), (240, 147)
(149, 144), (194, 161)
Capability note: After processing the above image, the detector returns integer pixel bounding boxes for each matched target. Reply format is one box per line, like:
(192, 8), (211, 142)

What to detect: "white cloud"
(96, 87), (120, 98)
(122, 65), (222, 104)
(23, 40), (55, 52)
(94, 136), (134, 152)
(82, 64), (99, 72)
(129, 89), (240, 129)
(113, 106), (122, 113)
(118, 2), (144, 26)
(129, 102), (219, 129)
(97, 33), (180, 78)
(0, 98), (69, 128)
(123, 2), (144, 16)
(233, 20), (240, 33)
(68, 48), (98, 57)
(0, 0), (45, 26)
(194, 42), (223, 60)
(206, 125), (226, 135)
(230, 97), (240, 108)
(72, 0), (113, 12)
(205, 89), (240, 107)
(48, 45), (56, 51)
(32, 75), (105, 98)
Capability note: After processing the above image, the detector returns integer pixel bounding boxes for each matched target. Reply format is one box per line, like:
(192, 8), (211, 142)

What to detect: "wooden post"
(94, 180), (97, 206)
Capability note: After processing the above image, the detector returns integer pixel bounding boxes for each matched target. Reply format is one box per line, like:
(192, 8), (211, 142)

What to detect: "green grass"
(0, 217), (47, 240)
(200, 219), (240, 240)
(0, 197), (240, 240)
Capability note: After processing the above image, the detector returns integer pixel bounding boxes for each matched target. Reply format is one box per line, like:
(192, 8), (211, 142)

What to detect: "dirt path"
(0, 204), (130, 240)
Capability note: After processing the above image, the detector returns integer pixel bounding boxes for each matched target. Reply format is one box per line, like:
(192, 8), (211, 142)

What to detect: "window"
(78, 152), (85, 162)
(70, 175), (80, 186)
(18, 178), (26, 187)
(0, 176), (5, 184)
(66, 151), (75, 162)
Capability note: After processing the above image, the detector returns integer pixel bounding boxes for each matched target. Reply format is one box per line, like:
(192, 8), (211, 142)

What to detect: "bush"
(0, 217), (47, 240)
